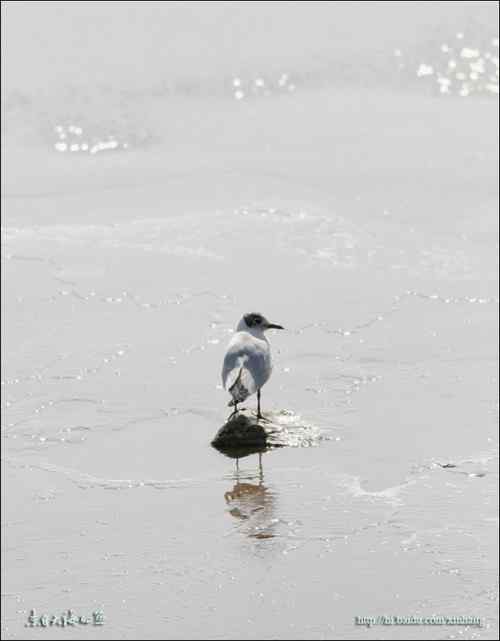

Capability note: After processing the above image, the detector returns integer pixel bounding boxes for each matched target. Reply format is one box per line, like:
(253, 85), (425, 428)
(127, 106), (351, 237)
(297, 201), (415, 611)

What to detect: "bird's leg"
(228, 401), (239, 420)
(256, 390), (270, 422)
(258, 452), (263, 478)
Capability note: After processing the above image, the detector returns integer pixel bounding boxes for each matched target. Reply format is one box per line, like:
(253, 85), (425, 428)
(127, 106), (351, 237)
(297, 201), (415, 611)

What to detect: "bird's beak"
(266, 322), (285, 330)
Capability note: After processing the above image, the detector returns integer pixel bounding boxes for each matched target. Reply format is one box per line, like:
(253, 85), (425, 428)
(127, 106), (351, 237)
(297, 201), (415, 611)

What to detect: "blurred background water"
(1, 1), (498, 156)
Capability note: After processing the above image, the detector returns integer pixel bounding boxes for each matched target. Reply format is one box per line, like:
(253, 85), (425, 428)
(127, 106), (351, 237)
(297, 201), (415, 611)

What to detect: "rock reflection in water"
(224, 472), (278, 541)
(214, 438), (279, 540)
(212, 437), (271, 475)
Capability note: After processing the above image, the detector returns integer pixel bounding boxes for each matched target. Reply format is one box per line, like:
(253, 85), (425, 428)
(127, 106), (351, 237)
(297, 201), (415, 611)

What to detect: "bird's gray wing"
(222, 344), (265, 402)
(222, 353), (254, 402)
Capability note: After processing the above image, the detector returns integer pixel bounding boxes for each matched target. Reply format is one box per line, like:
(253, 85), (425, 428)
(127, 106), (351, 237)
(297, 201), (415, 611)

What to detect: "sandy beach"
(2, 2), (499, 639)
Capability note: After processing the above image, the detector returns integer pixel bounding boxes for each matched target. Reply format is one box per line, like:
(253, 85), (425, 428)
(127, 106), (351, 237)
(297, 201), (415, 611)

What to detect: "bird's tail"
(227, 366), (247, 405)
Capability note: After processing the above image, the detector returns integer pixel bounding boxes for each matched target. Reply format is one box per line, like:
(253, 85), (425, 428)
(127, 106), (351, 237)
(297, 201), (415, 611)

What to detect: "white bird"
(222, 312), (284, 419)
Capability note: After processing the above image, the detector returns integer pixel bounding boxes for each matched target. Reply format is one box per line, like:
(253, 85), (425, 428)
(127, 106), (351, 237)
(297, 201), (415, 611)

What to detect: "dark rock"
(211, 408), (321, 458)
(211, 411), (281, 449)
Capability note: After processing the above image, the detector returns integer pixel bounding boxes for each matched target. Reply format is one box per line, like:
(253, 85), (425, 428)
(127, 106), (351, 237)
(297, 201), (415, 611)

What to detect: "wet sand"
(2, 2), (499, 640)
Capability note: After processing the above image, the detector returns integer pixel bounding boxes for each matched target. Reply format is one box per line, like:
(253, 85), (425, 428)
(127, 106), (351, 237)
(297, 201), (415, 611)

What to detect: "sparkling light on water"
(230, 71), (297, 100)
(52, 123), (130, 154)
(405, 30), (499, 97)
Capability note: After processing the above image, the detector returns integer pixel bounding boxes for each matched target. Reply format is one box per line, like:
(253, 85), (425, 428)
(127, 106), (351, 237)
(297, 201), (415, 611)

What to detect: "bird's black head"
(244, 312), (265, 328)
(241, 313), (284, 331)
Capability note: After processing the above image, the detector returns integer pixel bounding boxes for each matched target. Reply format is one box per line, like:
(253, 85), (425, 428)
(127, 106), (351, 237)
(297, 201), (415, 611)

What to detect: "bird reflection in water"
(212, 441), (279, 539)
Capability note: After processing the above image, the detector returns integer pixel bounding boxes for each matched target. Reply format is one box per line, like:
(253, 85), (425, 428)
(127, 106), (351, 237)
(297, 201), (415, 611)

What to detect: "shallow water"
(1, 2), (499, 640)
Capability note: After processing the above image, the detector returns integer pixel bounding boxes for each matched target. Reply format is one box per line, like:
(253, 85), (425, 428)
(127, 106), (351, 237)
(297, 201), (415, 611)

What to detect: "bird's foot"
(228, 405), (247, 420)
